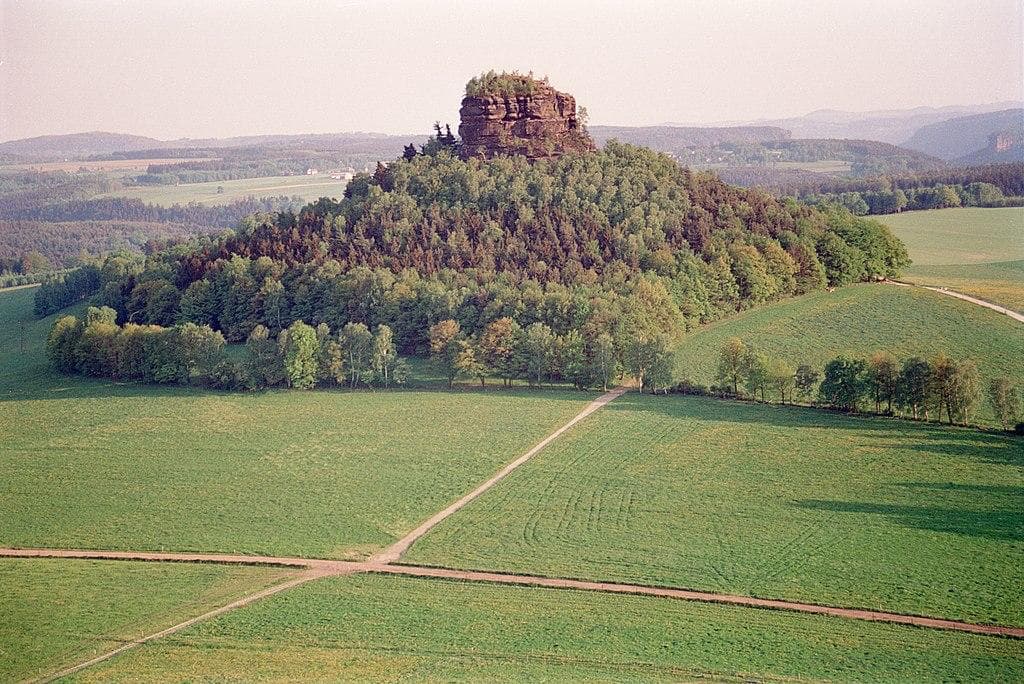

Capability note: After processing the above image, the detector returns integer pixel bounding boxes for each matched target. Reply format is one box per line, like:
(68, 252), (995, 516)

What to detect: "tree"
(75, 320), (119, 377)
(590, 332), (618, 392)
(521, 322), (556, 387)
(47, 315), (83, 372)
(988, 377), (1022, 429)
(455, 338), (488, 387)
(85, 305), (117, 326)
(177, 322), (225, 382)
(479, 317), (521, 386)
(281, 320), (320, 389)
(794, 364), (820, 403)
(429, 319), (463, 388)
(558, 330), (591, 390)
(370, 324), (399, 388)
(716, 337), (747, 395)
(647, 337), (676, 394)
(340, 322), (373, 388)
(928, 353), (981, 424)
(818, 357), (867, 411)
(895, 356), (931, 419)
(767, 358), (795, 403)
(245, 324), (285, 388)
(947, 359), (981, 425)
(742, 348), (770, 401)
(866, 351), (899, 413)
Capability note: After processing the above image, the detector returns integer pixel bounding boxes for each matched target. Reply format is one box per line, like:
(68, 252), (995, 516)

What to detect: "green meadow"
(0, 287), (589, 559)
(408, 393), (1024, 625)
(99, 174), (348, 206)
(673, 284), (1023, 424)
(0, 558), (290, 682)
(880, 207), (1024, 266)
(72, 573), (1024, 683)
(880, 207), (1024, 311)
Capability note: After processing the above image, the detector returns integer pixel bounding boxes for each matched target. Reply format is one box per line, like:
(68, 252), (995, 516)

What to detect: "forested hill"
(71, 142), (907, 352)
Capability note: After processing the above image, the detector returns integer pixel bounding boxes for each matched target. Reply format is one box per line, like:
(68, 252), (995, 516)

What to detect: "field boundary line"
(5, 547), (1023, 640)
(368, 386), (628, 564)
(887, 280), (1024, 323)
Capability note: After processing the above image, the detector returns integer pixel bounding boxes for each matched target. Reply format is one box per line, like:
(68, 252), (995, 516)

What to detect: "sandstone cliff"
(458, 80), (595, 161)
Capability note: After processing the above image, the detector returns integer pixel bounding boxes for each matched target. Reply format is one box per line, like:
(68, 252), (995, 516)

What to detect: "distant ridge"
(0, 131), (427, 162)
(589, 125), (789, 150)
(690, 102), (1024, 145)
(901, 108), (1023, 162)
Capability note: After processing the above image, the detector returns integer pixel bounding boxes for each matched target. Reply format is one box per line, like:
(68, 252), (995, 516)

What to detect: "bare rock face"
(459, 82), (595, 161)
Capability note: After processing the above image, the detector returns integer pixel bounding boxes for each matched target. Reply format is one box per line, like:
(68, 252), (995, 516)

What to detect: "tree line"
(805, 181), (1022, 216)
(720, 162), (1024, 214)
(0, 219), (215, 271)
(2, 195), (300, 228)
(47, 306), (412, 392)
(707, 337), (1022, 429)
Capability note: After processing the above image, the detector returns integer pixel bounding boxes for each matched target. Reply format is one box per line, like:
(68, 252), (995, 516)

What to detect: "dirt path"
(888, 280), (1024, 323)
(369, 386), (628, 564)
(365, 564), (1024, 639)
(5, 547), (1022, 640)
(6, 382), (1023, 678)
(37, 571), (329, 683)
(920, 285), (1024, 322)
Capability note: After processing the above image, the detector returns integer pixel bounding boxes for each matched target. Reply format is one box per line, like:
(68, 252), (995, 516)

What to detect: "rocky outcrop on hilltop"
(458, 75), (595, 161)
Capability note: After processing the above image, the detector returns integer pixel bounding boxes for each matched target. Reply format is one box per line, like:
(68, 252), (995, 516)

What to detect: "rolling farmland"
(881, 207), (1024, 311)
(407, 393), (1024, 625)
(98, 174), (348, 206)
(72, 574), (1024, 683)
(0, 558), (290, 681)
(672, 283), (1024, 423)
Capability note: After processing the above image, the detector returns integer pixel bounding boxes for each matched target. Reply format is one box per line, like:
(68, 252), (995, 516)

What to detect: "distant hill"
(589, 125), (789, 152)
(726, 102), (1022, 145)
(0, 132), (163, 160)
(901, 109), (1023, 162)
(0, 131), (427, 162)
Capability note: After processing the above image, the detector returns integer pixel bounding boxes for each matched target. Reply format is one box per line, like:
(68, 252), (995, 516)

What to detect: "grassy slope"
(73, 573), (1024, 683)
(673, 283), (1023, 424)
(0, 558), (290, 682)
(879, 207), (1024, 265)
(0, 287), (590, 558)
(408, 393), (1024, 625)
(98, 174), (348, 206)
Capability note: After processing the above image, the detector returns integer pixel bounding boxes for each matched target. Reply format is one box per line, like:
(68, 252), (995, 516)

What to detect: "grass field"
(98, 174), (347, 206)
(0, 558), (289, 681)
(408, 393), (1024, 625)
(903, 260), (1024, 313)
(72, 573), (1024, 682)
(673, 283), (1023, 424)
(879, 207), (1024, 312)
(880, 207), (1024, 266)
(0, 157), (220, 173)
(0, 287), (590, 559)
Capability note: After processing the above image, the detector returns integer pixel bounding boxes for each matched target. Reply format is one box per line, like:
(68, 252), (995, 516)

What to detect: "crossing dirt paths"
(369, 386), (628, 564)
(5, 547), (1023, 640)
(7, 383), (1023, 680)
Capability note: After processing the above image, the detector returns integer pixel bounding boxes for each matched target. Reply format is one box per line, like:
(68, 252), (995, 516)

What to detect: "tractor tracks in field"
(7, 383), (1024, 681)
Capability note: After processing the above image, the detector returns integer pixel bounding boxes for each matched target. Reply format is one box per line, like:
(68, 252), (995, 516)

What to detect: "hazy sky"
(1, 0), (1021, 141)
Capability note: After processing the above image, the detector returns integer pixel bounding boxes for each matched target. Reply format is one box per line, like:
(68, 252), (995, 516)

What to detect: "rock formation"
(458, 79), (595, 161)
